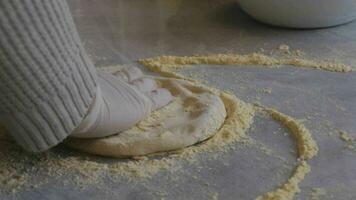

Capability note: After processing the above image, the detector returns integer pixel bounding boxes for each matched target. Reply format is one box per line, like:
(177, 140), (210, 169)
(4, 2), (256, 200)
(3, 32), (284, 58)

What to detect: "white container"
(237, 0), (356, 28)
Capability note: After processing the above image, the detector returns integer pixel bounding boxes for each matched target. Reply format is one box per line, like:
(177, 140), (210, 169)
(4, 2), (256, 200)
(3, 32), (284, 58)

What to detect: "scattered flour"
(139, 53), (352, 73)
(278, 44), (291, 54)
(0, 52), (333, 199)
(339, 130), (353, 142)
(309, 188), (327, 200)
(140, 54), (319, 200)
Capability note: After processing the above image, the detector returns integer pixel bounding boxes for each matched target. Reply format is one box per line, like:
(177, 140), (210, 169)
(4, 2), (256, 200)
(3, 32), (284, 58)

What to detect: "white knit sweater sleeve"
(0, 0), (98, 152)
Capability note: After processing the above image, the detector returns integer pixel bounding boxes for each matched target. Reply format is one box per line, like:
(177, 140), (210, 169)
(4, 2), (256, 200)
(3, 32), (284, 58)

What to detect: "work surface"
(3, 0), (356, 199)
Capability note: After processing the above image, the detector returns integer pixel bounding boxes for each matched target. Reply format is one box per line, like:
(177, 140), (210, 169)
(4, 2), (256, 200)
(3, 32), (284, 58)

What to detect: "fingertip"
(130, 77), (158, 93)
(148, 88), (173, 110)
(113, 66), (144, 82)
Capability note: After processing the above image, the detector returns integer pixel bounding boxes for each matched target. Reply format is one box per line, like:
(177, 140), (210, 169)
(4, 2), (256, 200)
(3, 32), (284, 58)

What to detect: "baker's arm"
(0, 0), (98, 152)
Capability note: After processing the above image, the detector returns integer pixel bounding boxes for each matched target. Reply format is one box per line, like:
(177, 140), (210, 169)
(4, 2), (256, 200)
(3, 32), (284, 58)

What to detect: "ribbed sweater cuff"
(2, 80), (98, 153)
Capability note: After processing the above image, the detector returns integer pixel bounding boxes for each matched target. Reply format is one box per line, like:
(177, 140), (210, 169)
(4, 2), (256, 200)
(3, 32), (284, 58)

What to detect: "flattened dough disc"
(65, 75), (226, 158)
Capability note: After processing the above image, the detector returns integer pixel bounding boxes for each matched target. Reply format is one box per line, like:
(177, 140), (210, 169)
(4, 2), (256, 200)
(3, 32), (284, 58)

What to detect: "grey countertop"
(2, 0), (356, 199)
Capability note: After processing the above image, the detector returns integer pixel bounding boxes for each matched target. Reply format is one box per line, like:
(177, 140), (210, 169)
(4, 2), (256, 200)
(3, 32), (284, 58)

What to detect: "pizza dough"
(65, 75), (227, 158)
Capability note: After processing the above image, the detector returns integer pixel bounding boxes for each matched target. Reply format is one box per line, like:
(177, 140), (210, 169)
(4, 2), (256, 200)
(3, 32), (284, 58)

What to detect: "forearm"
(0, 0), (97, 152)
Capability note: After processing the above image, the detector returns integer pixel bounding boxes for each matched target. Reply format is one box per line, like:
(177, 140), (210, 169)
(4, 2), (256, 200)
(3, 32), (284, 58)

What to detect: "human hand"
(71, 66), (172, 138)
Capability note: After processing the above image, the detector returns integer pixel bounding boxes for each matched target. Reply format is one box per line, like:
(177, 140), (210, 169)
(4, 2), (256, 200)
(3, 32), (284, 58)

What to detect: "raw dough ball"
(65, 74), (226, 158)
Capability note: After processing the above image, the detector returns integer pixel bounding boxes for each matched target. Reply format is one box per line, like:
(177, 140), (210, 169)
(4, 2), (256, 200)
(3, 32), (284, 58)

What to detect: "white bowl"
(237, 0), (356, 28)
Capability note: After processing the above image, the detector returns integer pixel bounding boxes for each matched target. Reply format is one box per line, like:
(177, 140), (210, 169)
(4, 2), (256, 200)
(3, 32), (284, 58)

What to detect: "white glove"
(70, 66), (172, 138)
